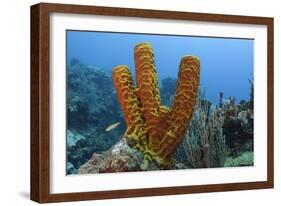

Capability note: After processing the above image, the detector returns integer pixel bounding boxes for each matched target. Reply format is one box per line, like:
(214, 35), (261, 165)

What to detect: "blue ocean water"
(67, 30), (253, 104)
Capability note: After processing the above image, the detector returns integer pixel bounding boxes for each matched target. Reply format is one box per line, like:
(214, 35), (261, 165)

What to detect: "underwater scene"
(66, 31), (254, 174)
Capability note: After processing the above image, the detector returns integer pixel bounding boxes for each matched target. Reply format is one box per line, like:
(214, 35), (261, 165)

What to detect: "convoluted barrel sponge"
(112, 42), (200, 168)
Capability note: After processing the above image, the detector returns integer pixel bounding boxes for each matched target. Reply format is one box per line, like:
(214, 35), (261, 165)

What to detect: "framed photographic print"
(31, 3), (274, 203)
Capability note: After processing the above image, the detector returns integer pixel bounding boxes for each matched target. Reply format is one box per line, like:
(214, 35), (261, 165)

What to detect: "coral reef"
(112, 42), (200, 167)
(221, 95), (253, 156)
(67, 130), (86, 147)
(66, 60), (126, 174)
(224, 151), (253, 167)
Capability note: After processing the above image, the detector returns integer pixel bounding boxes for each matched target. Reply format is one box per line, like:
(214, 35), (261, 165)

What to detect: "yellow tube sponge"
(157, 56), (200, 161)
(134, 43), (162, 151)
(112, 65), (147, 149)
(112, 43), (200, 167)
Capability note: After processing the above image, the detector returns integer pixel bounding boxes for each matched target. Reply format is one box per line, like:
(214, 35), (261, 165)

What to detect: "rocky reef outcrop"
(78, 138), (187, 174)
(78, 138), (144, 173)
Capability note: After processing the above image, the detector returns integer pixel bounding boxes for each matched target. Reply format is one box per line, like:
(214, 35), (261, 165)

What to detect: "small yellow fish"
(105, 122), (120, 132)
